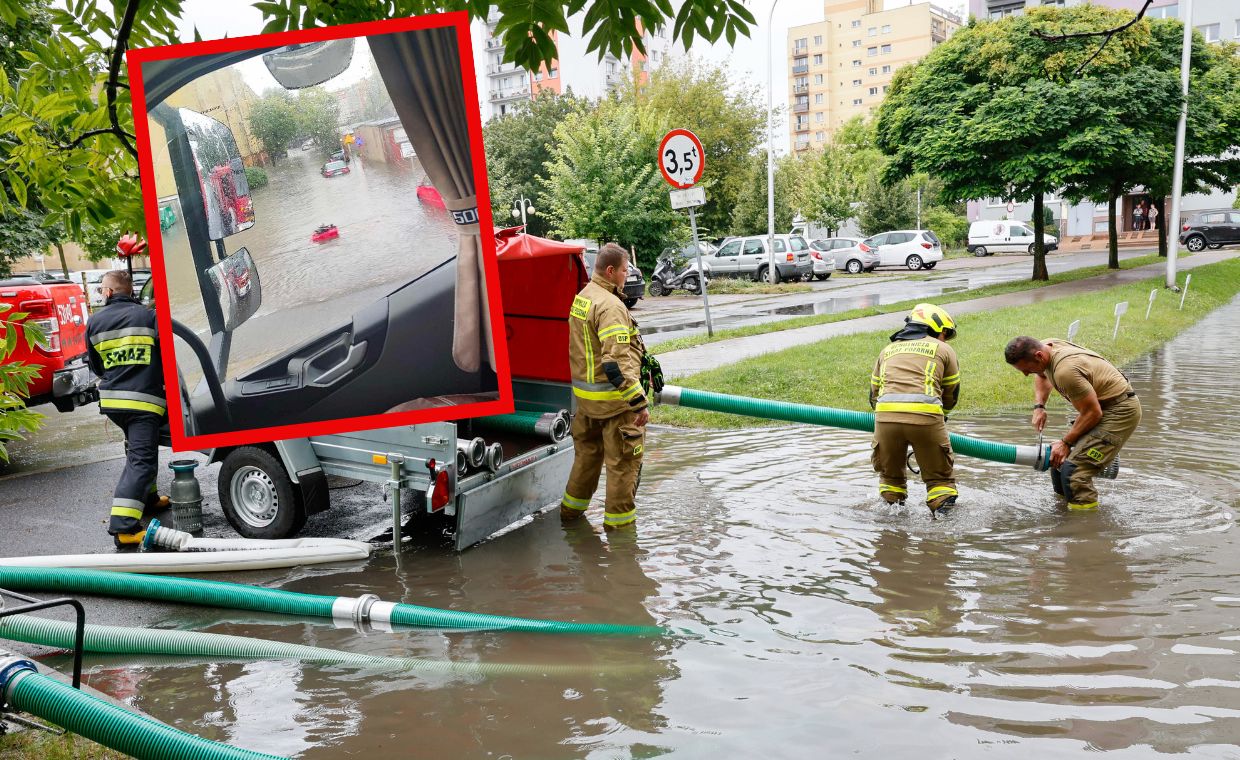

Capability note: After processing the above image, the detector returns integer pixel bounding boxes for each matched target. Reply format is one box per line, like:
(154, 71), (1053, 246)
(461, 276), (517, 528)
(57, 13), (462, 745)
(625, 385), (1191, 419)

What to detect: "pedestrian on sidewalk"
(1132, 202), (1147, 232)
(1147, 202), (1159, 232)
(86, 247), (169, 550)
(869, 303), (961, 517)
(1004, 337), (1142, 510)
(560, 243), (651, 531)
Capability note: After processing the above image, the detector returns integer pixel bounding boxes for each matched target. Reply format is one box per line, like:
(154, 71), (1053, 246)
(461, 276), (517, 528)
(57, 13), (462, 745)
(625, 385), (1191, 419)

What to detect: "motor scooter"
(647, 251), (709, 296)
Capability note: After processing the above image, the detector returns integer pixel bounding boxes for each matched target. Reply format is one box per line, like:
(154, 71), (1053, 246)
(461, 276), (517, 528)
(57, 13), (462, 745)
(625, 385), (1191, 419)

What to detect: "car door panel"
(714, 241), (741, 275)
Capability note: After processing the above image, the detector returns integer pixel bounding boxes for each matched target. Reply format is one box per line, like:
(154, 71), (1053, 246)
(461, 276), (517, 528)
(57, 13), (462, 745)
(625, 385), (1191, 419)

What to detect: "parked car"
(581, 249), (644, 308)
(709, 234), (813, 283)
(813, 237), (879, 274)
(77, 269), (114, 307)
(807, 248), (833, 280)
(661, 241), (718, 260)
(1179, 210), (1240, 252)
(864, 230), (944, 270)
(131, 268), (153, 296)
(321, 160), (350, 177)
(967, 220), (1059, 256)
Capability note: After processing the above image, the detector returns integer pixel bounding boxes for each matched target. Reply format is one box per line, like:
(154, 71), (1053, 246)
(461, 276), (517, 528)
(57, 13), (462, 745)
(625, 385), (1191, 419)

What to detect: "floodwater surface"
(42, 298), (1240, 758)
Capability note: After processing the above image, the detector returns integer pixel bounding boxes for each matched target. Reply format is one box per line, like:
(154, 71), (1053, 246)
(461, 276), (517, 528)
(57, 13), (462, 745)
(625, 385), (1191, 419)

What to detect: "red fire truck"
(0, 275), (98, 411)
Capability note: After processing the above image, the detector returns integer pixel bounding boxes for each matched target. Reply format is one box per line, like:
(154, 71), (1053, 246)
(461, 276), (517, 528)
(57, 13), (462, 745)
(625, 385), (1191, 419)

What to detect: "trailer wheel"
(219, 446), (306, 538)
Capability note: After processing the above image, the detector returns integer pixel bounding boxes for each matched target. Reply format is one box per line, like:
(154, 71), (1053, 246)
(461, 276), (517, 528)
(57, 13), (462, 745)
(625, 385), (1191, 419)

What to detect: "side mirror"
(262, 39), (355, 89)
(205, 247), (261, 332)
(179, 108), (255, 240)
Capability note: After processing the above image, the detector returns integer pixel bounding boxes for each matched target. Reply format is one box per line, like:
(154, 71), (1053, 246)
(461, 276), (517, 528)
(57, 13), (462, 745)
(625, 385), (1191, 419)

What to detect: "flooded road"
(160, 147), (457, 381)
(35, 298), (1240, 757)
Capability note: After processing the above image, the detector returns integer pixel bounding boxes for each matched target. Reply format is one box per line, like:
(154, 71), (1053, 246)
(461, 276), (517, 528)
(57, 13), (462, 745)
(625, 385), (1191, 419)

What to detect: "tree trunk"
(1155, 196), (1167, 258)
(1107, 182), (1120, 269)
(1031, 194), (1048, 281)
(54, 242), (69, 278)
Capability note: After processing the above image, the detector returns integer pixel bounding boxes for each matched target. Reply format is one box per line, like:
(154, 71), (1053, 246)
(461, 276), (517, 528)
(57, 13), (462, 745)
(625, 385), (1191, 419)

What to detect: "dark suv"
(1180, 210), (1240, 252)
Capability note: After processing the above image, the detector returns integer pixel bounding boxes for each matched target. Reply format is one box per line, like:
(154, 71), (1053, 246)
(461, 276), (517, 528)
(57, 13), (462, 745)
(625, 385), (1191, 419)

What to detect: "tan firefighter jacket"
(569, 273), (647, 418)
(869, 336), (960, 425)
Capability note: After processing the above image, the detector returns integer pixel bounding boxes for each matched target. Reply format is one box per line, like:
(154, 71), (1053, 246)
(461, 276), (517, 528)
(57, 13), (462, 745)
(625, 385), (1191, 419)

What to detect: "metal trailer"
(207, 378), (575, 550)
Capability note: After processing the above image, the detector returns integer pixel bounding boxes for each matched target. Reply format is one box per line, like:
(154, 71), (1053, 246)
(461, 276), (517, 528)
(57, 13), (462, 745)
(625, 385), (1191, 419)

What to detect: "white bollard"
(1179, 274), (1191, 310)
(1145, 288), (1157, 319)
(1067, 319), (1081, 342)
(1112, 301), (1128, 340)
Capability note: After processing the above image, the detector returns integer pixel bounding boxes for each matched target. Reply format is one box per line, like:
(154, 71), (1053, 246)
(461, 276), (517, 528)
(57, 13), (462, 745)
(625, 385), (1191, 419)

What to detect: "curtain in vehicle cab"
(370, 27), (493, 373)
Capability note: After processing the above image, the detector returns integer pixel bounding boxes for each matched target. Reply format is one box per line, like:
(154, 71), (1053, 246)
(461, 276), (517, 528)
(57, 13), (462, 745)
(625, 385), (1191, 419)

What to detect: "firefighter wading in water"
(86, 254), (168, 550)
(870, 303), (961, 516)
(561, 243), (651, 530)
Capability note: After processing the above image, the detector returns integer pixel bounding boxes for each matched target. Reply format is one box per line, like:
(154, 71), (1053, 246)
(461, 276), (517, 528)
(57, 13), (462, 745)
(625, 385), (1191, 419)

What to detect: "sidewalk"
(659, 252), (1235, 380)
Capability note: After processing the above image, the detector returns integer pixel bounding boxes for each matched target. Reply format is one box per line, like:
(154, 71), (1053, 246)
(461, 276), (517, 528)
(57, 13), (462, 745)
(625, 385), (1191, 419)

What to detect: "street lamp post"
(766, 0), (781, 284)
(511, 194), (536, 228)
(1166, 0), (1193, 290)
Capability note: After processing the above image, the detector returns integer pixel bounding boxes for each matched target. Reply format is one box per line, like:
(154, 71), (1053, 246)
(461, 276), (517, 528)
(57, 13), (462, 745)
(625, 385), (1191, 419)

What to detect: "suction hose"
(475, 413), (569, 442)
(0, 567), (666, 637)
(657, 386), (1051, 470)
(457, 437), (486, 468)
(0, 615), (616, 677)
(0, 652), (282, 760)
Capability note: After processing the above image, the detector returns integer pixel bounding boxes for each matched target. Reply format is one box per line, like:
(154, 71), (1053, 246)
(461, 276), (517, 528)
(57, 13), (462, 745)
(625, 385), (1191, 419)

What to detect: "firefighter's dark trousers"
(560, 410), (645, 528)
(105, 410), (162, 535)
(871, 420), (957, 508)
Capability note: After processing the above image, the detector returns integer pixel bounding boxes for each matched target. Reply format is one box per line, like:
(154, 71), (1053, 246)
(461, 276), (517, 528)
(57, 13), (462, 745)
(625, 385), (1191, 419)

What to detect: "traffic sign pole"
(659, 128), (713, 338)
(688, 205), (713, 336)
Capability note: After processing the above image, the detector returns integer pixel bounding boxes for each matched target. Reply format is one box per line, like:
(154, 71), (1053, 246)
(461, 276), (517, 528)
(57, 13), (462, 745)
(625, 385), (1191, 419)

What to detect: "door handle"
(309, 341), (368, 387)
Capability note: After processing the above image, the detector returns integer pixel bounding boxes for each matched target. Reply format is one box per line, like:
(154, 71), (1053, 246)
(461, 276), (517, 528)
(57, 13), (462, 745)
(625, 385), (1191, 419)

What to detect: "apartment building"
(473, 9), (676, 121)
(787, 0), (961, 153)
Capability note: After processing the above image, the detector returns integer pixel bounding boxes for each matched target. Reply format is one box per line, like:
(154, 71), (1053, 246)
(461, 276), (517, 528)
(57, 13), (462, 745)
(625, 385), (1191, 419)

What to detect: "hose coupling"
(0, 654), (36, 699)
(655, 385), (682, 407)
(142, 519), (191, 552)
(485, 442), (504, 473)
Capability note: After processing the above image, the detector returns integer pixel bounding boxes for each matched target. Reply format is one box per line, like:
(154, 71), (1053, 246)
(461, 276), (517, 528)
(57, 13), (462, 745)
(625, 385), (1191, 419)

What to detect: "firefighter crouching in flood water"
(86, 256), (169, 550)
(561, 243), (653, 531)
(1004, 336), (1141, 510)
(870, 304), (961, 516)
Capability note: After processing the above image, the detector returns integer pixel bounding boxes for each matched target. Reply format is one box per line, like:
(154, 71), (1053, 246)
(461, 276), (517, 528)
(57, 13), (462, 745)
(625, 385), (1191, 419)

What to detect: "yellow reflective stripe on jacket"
(870, 375), (881, 386)
(923, 360), (936, 396)
(597, 324), (628, 341)
(875, 402), (944, 415)
(572, 382), (643, 402)
(90, 326), (157, 345)
(603, 508), (636, 526)
(619, 383), (642, 401)
(942, 373), (960, 386)
(100, 398), (167, 415)
(94, 334), (155, 353)
(582, 320), (594, 383)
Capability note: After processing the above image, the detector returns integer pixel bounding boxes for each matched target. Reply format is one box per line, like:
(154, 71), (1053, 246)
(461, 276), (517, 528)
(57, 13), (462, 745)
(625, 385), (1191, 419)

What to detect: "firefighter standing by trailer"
(86, 237), (168, 549)
(561, 244), (651, 531)
(1003, 336), (1141, 510)
(870, 303), (962, 516)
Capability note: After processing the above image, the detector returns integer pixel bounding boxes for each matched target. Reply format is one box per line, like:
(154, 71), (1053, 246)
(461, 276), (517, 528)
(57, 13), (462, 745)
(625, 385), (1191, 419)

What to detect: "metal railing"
(485, 37), (503, 50)
(793, 101), (809, 113)
(489, 87), (531, 102)
(792, 84), (809, 93)
(792, 64), (809, 74)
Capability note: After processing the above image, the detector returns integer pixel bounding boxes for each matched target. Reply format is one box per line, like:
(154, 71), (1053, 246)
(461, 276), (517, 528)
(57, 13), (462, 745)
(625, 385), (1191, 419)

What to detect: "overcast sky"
(100, 0), (968, 150)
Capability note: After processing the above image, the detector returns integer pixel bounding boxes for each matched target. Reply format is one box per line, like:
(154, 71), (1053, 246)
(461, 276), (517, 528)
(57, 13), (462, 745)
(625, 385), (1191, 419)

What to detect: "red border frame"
(657, 128), (705, 189)
(126, 12), (513, 452)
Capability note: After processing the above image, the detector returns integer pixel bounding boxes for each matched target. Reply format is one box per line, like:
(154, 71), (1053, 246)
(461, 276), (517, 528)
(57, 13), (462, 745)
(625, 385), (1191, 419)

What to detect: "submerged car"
(321, 160), (350, 177)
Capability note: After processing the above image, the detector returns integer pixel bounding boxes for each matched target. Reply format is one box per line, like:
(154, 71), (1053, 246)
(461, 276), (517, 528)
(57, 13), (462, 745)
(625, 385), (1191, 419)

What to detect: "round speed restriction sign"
(658, 129), (705, 188)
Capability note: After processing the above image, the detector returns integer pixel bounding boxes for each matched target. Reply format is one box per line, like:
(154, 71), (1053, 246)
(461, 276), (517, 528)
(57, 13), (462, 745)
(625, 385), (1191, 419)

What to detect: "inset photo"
(128, 13), (510, 450)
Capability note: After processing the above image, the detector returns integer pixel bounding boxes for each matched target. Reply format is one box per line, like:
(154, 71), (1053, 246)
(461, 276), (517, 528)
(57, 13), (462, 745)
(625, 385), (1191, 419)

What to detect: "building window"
(852, 39), (861, 47)
(815, 93), (824, 104)
(1041, 0), (1066, 5)
(814, 34), (823, 45)
(867, 46), (877, 56)
(815, 74), (824, 84)
(852, 59), (861, 67)
(868, 27), (877, 36)
(852, 98), (862, 105)
(868, 67), (877, 75)
(816, 112), (824, 122)
(868, 86), (878, 95)
(813, 53), (823, 64)
(549, 68), (558, 78)
(1235, 19), (1240, 38)
(794, 37), (808, 48)
(881, 24), (892, 33)
(851, 19), (861, 28)
(534, 72), (543, 82)
(816, 131), (826, 141)
(880, 44), (892, 54)
(853, 78), (862, 86)
(1148, 5), (1177, 19)
(882, 64), (892, 74)
(883, 85), (890, 93)
(1196, 23), (1220, 42)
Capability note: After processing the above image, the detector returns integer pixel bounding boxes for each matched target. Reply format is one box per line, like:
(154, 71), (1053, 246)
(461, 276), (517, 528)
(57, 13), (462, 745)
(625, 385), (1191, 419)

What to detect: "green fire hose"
(474, 412), (569, 442)
(656, 386), (1049, 470)
(0, 654), (281, 760)
(0, 615), (614, 677)
(0, 567), (665, 637)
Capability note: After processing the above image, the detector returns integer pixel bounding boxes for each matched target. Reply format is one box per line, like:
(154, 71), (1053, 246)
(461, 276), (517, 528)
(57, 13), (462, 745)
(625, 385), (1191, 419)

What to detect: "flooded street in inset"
(41, 297), (1240, 758)
(160, 147), (457, 381)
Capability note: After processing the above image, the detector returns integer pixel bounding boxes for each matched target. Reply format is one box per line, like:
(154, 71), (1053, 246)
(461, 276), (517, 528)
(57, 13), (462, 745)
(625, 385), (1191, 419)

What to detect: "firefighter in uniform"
(1004, 336), (1141, 510)
(561, 243), (650, 531)
(870, 304), (961, 516)
(86, 263), (168, 549)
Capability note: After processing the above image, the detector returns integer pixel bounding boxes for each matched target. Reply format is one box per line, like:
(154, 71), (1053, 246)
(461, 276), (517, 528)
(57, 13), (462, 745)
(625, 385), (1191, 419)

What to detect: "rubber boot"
(113, 529), (147, 553)
(560, 505), (586, 522)
(928, 494), (957, 518)
(881, 493), (906, 507)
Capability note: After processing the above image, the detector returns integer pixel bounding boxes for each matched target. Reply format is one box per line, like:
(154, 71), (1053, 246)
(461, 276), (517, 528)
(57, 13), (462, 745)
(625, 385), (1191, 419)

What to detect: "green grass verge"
(654, 257), (1239, 429)
(0, 730), (126, 759)
(650, 254), (1163, 355)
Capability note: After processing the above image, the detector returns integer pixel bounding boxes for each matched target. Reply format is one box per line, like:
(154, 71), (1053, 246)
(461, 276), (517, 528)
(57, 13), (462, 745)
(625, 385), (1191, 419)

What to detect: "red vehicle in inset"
(0, 276), (98, 411)
(208, 163), (255, 230)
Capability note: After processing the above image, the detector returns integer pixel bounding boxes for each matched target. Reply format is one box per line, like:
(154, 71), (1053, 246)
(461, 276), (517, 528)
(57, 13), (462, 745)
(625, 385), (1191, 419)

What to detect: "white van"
(968, 220), (1058, 257)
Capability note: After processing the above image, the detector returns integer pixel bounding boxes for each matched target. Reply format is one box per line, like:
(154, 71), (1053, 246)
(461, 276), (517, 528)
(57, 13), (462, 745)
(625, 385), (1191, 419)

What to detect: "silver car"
(813, 238), (879, 274)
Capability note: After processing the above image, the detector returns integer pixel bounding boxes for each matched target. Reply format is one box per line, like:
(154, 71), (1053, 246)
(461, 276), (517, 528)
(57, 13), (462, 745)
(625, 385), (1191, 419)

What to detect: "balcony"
(489, 87), (530, 102)
(793, 101), (809, 113)
(488, 62), (519, 76)
(794, 138), (812, 151)
(794, 121), (810, 133)
(792, 63), (809, 74)
(793, 44), (807, 54)
(792, 83), (809, 94)
(485, 37), (504, 50)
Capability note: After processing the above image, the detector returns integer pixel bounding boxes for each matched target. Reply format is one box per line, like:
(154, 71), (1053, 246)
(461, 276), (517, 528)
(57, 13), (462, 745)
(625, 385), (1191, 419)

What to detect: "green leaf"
(10, 175), (28, 208)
